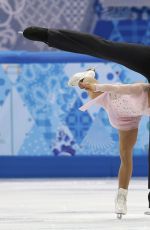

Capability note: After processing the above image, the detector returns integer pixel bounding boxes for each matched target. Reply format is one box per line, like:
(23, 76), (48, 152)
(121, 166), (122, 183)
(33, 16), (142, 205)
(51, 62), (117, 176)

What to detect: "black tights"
(47, 29), (150, 82)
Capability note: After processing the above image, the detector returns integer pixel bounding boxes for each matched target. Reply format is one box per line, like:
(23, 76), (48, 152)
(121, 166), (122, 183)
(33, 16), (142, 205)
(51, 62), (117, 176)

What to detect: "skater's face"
(78, 79), (85, 89)
(78, 78), (98, 89)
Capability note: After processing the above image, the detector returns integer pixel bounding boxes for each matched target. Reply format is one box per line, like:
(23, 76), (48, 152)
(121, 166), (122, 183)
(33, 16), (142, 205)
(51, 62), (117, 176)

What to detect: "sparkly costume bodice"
(79, 83), (150, 130)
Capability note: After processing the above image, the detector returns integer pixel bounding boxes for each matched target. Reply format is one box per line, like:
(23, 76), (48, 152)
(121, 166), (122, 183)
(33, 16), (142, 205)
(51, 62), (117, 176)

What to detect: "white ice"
(0, 178), (150, 230)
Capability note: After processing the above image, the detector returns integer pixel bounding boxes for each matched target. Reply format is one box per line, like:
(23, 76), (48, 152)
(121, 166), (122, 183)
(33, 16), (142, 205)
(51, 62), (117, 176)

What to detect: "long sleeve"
(94, 83), (150, 95)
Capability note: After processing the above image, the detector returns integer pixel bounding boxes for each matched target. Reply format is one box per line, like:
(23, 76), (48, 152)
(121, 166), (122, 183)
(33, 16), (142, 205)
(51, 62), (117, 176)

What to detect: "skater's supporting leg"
(118, 128), (138, 189)
(115, 128), (138, 217)
(23, 27), (150, 79)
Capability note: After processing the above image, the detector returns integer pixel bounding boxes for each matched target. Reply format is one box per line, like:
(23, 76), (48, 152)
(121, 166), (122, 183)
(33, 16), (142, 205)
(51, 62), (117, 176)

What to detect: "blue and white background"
(0, 0), (150, 158)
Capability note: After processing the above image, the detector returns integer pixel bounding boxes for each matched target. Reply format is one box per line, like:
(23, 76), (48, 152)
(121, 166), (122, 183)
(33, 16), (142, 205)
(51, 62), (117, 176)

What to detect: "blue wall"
(0, 51), (149, 177)
(0, 156), (148, 178)
(0, 51), (148, 157)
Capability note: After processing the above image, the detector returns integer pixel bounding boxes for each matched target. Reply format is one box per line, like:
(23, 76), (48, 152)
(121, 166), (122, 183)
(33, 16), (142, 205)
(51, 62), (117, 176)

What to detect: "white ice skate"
(115, 188), (128, 219)
(68, 68), (95, 87)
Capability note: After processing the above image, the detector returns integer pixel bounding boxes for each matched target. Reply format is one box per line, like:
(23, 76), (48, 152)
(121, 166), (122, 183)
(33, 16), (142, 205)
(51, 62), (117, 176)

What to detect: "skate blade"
(117, 213), (123, 219)
(144, 210), (150, 215)
(18, 31), (23, 34)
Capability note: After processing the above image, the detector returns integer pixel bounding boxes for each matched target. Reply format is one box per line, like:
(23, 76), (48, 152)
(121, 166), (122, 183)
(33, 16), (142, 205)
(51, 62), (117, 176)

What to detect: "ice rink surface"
(0, 178), (150, 230)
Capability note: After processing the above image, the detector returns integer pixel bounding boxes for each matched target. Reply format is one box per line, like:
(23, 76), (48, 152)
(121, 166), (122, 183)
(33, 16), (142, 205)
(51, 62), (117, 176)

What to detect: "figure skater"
(22, 27), (150, 218)
(68, 68), (150, 219)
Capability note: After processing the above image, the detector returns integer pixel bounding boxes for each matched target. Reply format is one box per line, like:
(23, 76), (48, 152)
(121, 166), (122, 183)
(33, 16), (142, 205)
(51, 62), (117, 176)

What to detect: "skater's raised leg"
(23, 27), (150, 79)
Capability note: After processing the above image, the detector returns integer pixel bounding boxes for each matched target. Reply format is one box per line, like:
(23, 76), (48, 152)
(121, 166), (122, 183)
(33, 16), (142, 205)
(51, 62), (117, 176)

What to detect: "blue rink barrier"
(0, 51), (104, 63)
(0, 51), (148, 178)
(0, 156), (148, 178)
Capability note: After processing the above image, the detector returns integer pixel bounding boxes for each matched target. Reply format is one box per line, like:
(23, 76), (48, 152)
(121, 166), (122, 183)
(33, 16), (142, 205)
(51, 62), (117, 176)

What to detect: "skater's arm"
(82, 82), (150, 95)
(87, 90), (102, 99)
(94, 83), (150, 94)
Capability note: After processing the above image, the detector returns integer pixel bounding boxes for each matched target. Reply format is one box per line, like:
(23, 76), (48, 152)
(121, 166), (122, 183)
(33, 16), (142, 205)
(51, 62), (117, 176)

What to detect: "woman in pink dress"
(69, 68), (150, 218)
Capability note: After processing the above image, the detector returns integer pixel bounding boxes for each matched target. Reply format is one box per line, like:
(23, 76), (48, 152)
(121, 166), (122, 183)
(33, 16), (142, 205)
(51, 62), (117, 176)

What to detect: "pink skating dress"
(79, 83), (150, 131)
